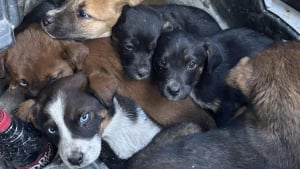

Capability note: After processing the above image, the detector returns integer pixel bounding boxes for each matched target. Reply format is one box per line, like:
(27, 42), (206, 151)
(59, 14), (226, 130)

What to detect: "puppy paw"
(15, 99), (35, 122)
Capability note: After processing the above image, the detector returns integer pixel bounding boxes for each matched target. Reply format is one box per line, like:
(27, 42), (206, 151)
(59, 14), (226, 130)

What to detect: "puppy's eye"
(77, 9), (91, 19)
(187, 60), (197, 70)
(19, 79), (29, 88)
(158, 59), (167, 69)
(48, 127), (57, 134)
(47, 73), (62, 83)
(123, 43), (134, 52)
(79, 112), (90, 125)
(148, 42), (156, 51)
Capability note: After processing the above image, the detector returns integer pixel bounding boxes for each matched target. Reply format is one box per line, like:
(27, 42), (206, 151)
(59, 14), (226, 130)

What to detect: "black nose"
(137, 68), (149, 78)
(68, 152), (84, 166)
(166, 83), (181, 96)
(42, 16), (54, 26)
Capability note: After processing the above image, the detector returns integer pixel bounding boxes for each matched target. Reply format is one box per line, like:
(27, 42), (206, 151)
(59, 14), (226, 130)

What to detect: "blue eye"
(80, 113), (89, 124)
(48, 128), (56, 134)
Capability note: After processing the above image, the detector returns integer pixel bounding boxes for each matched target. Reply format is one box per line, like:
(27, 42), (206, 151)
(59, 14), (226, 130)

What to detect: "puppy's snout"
(67, 152), (84, 166)
(42, 15), (54, 26)
(137, 67), (150, 78)
(166, 82), (181, 96)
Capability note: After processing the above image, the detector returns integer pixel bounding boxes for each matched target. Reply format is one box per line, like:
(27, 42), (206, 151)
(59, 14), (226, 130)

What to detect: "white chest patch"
(46, 91), (101, 168)
(102, 97), (161, 159)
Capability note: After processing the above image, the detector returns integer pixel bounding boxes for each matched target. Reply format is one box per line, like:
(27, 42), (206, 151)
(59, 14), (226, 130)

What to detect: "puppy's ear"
(0, 51), (7, 78)
(201, 42), (223, 73)
(226, 57), (253, 97)
(59, 73), (88, 91)
(15, 99), (36, 123)
(60, 41), (89, 71)
(88, 73), (119, 107)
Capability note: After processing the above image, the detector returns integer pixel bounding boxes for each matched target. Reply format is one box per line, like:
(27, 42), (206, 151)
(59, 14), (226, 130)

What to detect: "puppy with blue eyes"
(27, 74), (161, 169)
(112, 4), (221, 80)
(153, 28), (274, 126)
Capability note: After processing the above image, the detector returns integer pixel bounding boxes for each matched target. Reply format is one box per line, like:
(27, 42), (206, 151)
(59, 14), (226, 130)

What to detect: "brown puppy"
(82, 38), (215, 129)
(41, 0), (144, 40)
(0, 24), (89, 98)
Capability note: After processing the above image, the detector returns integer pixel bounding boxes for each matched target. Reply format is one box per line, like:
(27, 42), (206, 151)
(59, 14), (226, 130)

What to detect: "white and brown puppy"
(41, 0), (144, 40)
(28, 73), (161, 169)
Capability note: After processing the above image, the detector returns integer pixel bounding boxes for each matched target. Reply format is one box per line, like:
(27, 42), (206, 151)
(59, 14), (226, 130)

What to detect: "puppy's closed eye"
(77, 9), (92, 19)
(123, 41), (135, 52)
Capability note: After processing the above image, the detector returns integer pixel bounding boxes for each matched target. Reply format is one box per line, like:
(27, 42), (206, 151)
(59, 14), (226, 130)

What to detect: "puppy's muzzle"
(67, 151), (84, 166)
(166, 82), (181, 97)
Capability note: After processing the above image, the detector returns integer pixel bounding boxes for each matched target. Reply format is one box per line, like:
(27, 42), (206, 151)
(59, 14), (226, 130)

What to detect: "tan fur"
(43, 0), (147, 39)
(83, 38), (216, 129)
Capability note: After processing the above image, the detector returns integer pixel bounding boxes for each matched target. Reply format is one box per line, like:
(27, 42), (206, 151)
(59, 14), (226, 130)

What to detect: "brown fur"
(83, 38), (216, 129)
(0, 24), (88, 97)
(227, 40), (300, 142)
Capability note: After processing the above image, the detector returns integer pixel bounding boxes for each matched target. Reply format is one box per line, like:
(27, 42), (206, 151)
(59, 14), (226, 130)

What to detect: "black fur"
(112, 4), (221, 80)
(127, 113), (277, 169)
(153, 28), (274, 126)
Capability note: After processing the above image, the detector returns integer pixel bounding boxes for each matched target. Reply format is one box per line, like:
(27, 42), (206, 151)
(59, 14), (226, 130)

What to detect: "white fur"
(47, 92), (101, 169)
(102, 97), (161, 159)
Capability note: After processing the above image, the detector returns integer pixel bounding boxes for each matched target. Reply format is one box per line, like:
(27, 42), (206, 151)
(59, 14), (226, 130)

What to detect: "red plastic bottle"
(0, 109), (56, 169)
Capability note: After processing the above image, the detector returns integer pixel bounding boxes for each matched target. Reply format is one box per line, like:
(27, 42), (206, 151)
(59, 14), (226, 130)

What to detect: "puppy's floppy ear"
(200, 42), (223, 73)
(88, 73), (119, 107)
(58, 73), (89, 91)
(0, 51), (7, 78)
(60, 40), (89, 72)
(226, 57), (253, 97)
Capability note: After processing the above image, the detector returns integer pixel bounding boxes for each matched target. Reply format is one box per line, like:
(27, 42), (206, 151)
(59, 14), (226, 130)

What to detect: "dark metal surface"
(0, 0), (43, 51)
(211, 0), (300, 40)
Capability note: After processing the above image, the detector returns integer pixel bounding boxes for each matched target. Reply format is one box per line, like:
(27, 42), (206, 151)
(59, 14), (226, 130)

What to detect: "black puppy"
(112, 4), (221, 80)
(153, 28), (273, 126)
(128, 41), (300, 169)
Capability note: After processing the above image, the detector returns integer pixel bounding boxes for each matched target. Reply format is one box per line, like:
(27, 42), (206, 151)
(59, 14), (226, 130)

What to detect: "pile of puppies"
(0, 0), (300, 169)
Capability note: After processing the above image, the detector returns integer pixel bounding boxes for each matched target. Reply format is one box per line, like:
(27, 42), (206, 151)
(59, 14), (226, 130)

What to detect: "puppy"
(153, 28), (274, 126)
(82, 37), (216, 129)
(29, 73), (161, 168)
(112, 4), (221, 80)
(41, 0), (144, 40)
(128, 41), (300, 169)
(0, 24), (88, 98)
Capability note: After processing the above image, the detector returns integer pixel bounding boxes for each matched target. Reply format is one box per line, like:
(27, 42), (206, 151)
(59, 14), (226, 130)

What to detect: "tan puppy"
(0, 24), (89, 98)
(82, 38), (216, 129)
(41, 0), (144, 40)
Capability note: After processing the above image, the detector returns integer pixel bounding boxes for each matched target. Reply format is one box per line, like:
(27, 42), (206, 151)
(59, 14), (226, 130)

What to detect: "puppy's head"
(41, 0), (143, 40)
(153, 31), (206, 100)
(1, 24), (88, 98)
(112, 5), (173, 80)
(30, 74), (108, 168)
